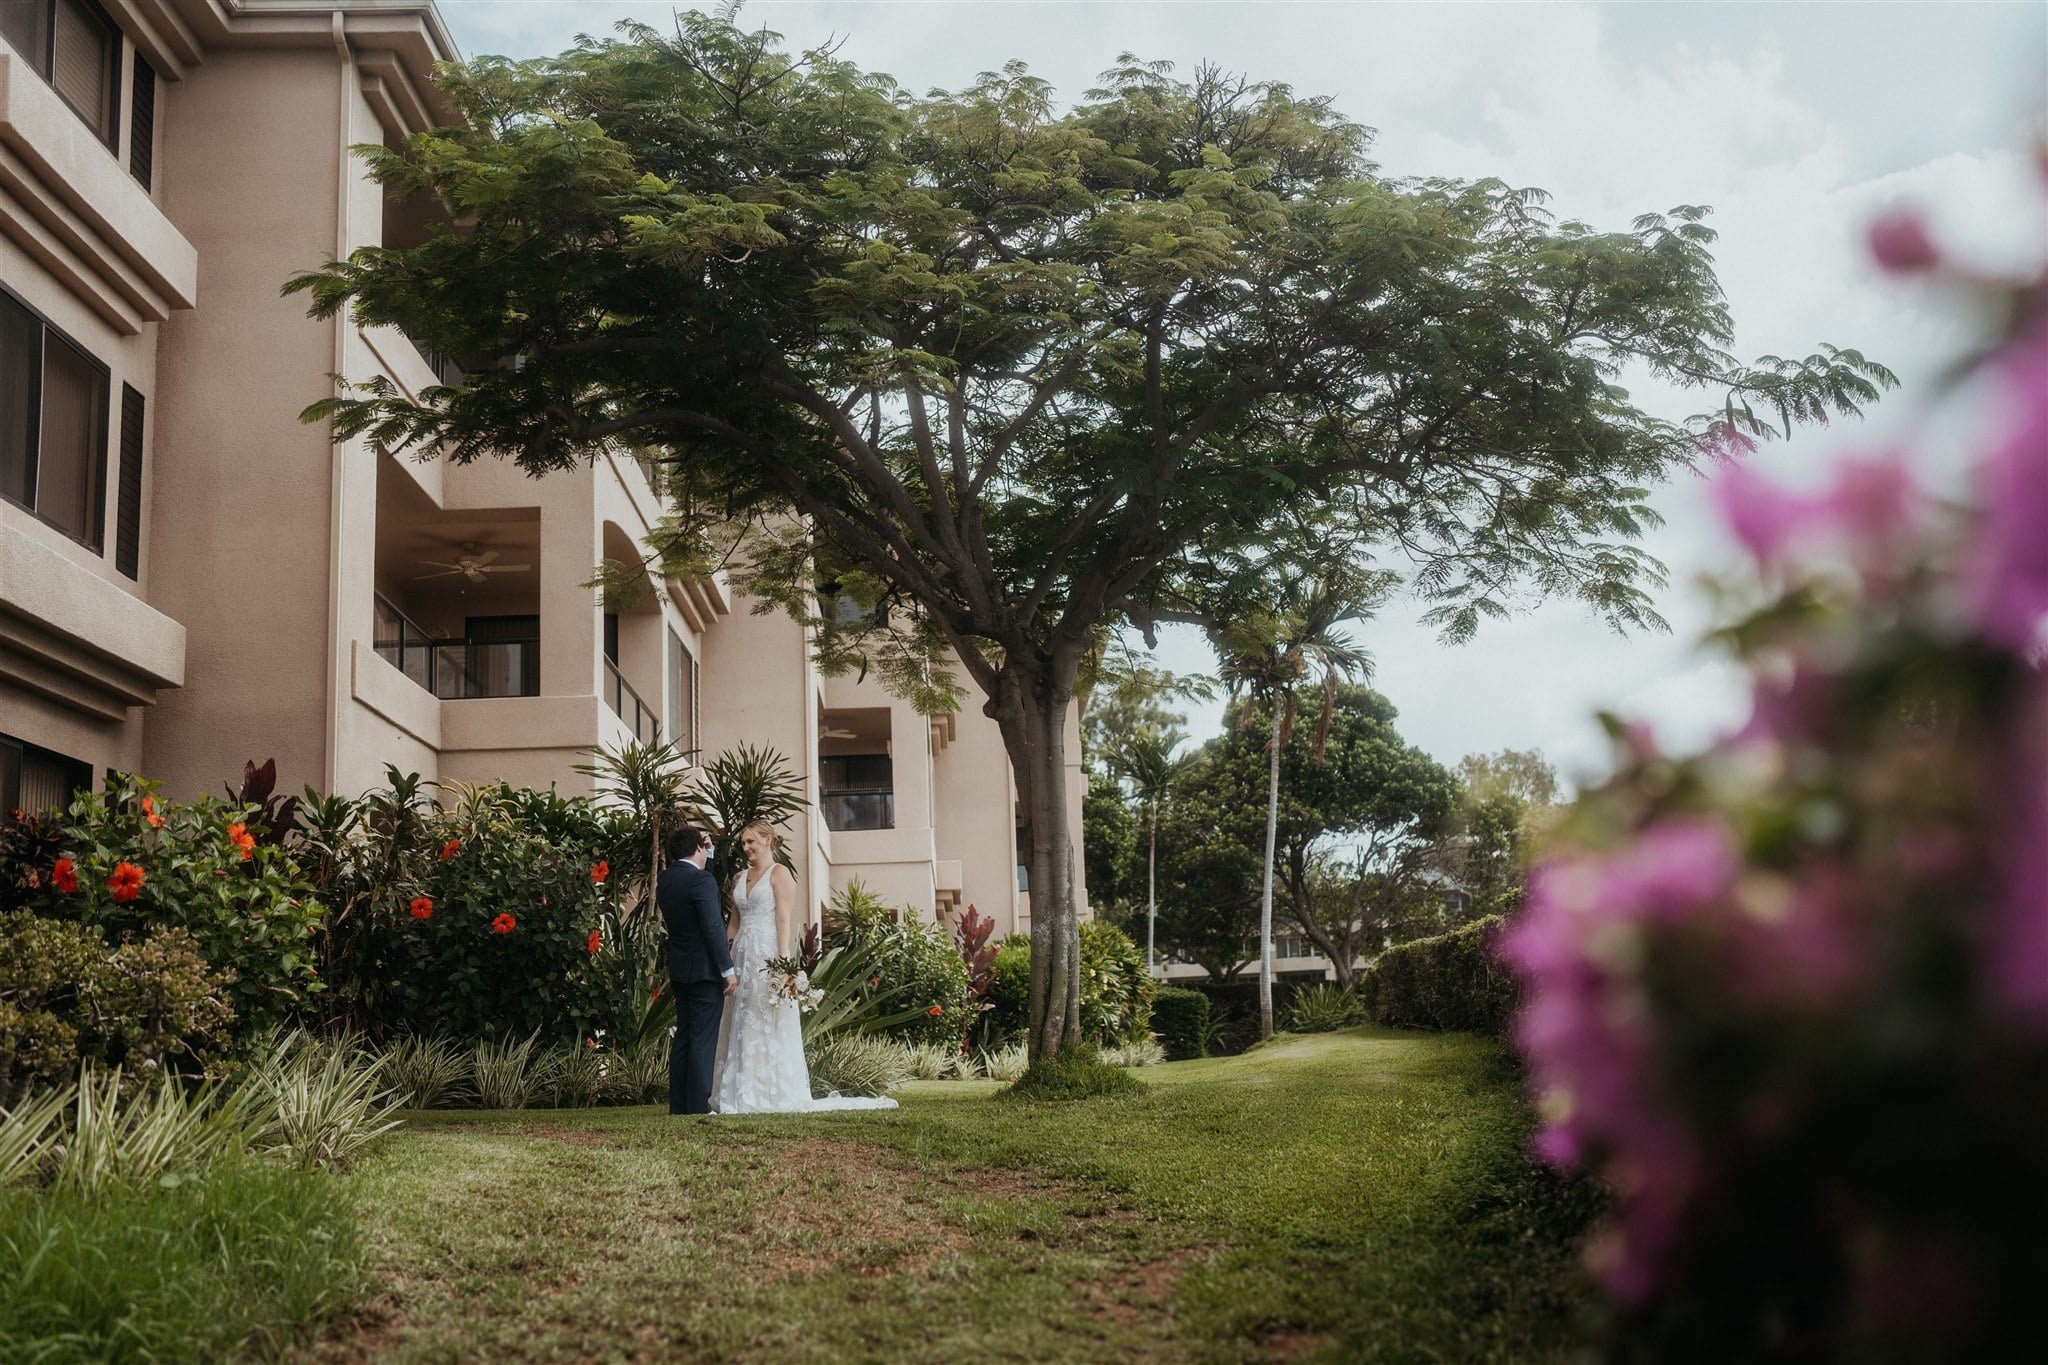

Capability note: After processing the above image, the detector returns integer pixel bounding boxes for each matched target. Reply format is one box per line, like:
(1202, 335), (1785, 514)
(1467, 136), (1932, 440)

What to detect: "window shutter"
(115, 384), (142, 577)
(129, 56), (155, 189)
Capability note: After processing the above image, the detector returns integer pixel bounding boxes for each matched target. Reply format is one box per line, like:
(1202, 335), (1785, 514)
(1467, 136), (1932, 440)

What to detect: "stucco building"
(0, 0), (1082, 938)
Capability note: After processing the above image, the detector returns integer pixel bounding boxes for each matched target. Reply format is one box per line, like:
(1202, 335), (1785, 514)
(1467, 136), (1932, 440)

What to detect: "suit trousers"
(670, 978), (726, 1115)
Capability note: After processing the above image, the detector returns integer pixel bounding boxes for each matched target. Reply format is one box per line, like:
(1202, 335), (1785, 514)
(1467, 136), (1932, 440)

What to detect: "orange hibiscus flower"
(591, 860), (610, 884)
(586, 929), (602, 956)
(492, 912), (517, 935)
(107, 861), (146, 902)
(140, 794), (164, 829)
(227, 822), (256, 861)
(439, 838), (461, 862)
(927, 1004), (944, 1017)
(52, 857), (79, 894)
(409, 896), (434, 920)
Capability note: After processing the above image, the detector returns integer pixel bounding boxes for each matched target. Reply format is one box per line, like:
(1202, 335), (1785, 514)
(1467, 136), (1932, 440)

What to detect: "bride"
(710, 820), (897, 1114)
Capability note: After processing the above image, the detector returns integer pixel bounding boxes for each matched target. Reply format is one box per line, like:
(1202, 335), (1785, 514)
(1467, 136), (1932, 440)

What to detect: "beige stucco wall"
(141, 47), (354, 798)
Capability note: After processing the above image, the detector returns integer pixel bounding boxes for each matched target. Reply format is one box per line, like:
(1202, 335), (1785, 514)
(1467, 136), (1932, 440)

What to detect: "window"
(128, 54), (154, 188)
(114, 383), (141, 577)
(0, 287), (109, 549)
(1, 732), (92, 819)
(2, 0), (122, 147)
(667, 626), (697, 756)
(820, 754), (893, 832)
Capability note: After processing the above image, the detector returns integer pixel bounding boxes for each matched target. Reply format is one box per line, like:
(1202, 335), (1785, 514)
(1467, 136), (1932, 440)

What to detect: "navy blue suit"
(659, 857), (734, 1114)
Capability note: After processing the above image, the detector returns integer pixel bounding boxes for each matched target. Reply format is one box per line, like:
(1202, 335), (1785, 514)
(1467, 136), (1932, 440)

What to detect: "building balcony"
(0, 49), (197, 333)
(602, 656), (659, 745)
(374, 594), (537, 700)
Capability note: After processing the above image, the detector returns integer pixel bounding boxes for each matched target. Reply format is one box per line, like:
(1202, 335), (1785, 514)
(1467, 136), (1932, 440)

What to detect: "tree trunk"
(991, 665), (1083, 1063)
(1259, 706), (1281, 1040)
(1146, 807), (1157, 978)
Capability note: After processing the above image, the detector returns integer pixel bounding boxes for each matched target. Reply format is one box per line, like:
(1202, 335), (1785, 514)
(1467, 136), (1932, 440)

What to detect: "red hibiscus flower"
(52, 857), (79, 894)
(439, 838), (461, 862)
(927, 1005), (944, 1017)
(586, 929), (602, 956)
(227, 822), (256, 861)
(409, 896), (434, 920)
(107, 861), (146, 902)
(591, 861), (610, 885)
(492, 912), (517, 935)
(140, 794), (164, 829)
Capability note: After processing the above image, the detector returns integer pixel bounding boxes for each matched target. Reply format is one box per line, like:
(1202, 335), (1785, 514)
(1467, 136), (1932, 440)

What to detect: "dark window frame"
(3, 0), (124, 151)
(0, 731), (93, 820)
(128, 51), (154, 188)
(0, 279), (111, 552)
(820, 753), (894, 832)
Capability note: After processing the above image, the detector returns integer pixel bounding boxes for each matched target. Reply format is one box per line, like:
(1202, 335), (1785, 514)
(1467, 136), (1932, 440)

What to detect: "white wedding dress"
(710, 865), (898, 1114)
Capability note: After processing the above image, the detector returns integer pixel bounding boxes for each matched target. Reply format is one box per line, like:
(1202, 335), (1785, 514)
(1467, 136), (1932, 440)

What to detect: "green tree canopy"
(289, 15), (1891, 1056)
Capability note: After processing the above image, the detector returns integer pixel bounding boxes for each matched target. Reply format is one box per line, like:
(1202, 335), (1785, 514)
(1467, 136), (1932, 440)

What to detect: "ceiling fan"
(415, 541), (532, 584)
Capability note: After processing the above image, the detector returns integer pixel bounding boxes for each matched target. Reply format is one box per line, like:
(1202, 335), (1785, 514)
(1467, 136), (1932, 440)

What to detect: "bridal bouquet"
(762, 955), (825, 1011)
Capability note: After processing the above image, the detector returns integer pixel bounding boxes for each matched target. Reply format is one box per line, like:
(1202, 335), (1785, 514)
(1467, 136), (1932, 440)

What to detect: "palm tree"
(1211, 570), (1384, 1039)
(1115, 725), (1192, 978)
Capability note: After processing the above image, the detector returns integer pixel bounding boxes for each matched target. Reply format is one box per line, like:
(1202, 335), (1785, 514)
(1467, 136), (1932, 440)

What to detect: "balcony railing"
(604, 658), (660, 744)
(399, 325), (467, 388)
(822, 792), (895, 832)
(374, 595), (538, 700)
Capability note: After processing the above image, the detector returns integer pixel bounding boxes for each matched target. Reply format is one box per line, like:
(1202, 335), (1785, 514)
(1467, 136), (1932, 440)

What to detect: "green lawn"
(312, 1028), (1595, 1362)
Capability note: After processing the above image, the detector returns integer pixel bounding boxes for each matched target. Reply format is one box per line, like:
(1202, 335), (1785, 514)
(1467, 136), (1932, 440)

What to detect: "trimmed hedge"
(1362, 915), (1516, 1037)
(1151, 986), (1210, 1060)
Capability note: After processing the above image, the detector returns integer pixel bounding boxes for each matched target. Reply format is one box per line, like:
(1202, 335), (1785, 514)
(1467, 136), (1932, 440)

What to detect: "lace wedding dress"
(710, 866), (898, 1114)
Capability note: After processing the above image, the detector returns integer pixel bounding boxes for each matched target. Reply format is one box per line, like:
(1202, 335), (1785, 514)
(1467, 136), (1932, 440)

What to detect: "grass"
(0, 1158), (365, 1363)
(315, 1026), (1595, 1362)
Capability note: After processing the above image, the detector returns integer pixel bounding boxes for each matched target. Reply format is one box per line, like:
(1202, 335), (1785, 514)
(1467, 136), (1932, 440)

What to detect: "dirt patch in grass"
(1076, 1247), (1206, 1328)
(317, 1126), (1188, 1362)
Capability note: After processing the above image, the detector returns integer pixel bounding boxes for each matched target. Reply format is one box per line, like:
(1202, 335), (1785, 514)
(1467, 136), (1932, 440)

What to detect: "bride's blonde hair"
(740, 820), (780, 855)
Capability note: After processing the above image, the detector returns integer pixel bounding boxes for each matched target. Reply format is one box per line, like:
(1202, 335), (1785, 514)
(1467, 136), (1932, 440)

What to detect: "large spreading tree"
(290, 16), (1892, 1059)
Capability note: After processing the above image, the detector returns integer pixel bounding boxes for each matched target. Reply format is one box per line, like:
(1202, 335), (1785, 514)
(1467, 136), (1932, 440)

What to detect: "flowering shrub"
(823, 881), (971, 1047)
(1, 775), (324, 1039)
(1503, 212), (2048, 1357)
(303, 773), (634, 1042)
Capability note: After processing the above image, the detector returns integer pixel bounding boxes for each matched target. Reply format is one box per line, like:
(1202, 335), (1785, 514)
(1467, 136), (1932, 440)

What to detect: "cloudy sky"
(435, 1), (2046, 788)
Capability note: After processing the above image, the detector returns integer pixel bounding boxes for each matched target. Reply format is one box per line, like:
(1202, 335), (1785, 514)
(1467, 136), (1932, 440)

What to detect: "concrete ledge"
(0, 54), (199, 326)
(440, 693), (605, 755)
(828, 824), (937, 866)
(349, 638), (440, 748)
(0, 517), (184, 716)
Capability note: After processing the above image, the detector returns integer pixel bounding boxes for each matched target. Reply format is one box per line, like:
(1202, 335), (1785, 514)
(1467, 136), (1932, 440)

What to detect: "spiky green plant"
(1100, 1037), (1168, 1068)
(681, 742), (808, 875)
(1284, 983), (1365, 1034)
(380, 1034), (474, 1110)
(0, 1084), (72, 1187)
(470, 1033), (557, 1110)
(55, 1068), (265, 1194)
(806, 1034), (911, 1099)
(244, 1034), (402, 1171)
(974, 1043), (1029, 1084)
(577, 738), (694, 929)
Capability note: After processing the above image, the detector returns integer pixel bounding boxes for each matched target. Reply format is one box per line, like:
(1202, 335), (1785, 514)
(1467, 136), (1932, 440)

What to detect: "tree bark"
(991, 665), (1083, 1062)
(1259, 706), (1281, 1040)
(1146, 806), (1157, 978)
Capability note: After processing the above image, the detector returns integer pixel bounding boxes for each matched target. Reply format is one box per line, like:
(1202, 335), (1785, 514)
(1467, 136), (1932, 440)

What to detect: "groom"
(658, 826), (734, 1115)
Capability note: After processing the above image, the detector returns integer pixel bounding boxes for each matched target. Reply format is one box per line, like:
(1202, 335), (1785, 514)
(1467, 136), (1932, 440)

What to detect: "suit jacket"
(659, 858), (735, 984)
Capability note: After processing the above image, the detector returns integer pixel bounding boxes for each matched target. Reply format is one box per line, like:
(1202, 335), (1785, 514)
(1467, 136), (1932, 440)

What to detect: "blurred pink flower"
(1711, 460), (1816, 568)
(1867, 205), (1940, 274)
(1964, 322), (2048, 650)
